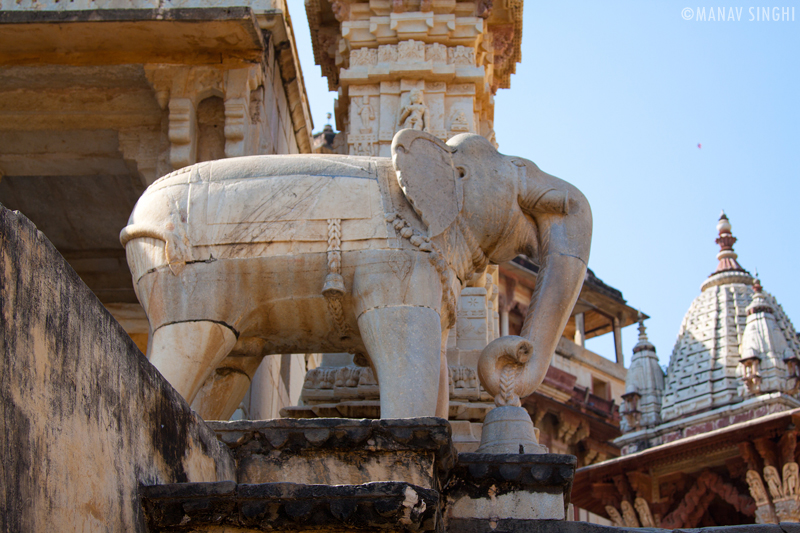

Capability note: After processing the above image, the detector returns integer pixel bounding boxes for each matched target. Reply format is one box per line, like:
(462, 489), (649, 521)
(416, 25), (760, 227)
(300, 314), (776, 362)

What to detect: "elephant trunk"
(477, 172), (592, 406)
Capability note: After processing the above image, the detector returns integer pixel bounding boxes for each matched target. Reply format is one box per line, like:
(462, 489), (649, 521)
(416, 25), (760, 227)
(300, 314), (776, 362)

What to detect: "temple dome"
(660, 213), (800, 423)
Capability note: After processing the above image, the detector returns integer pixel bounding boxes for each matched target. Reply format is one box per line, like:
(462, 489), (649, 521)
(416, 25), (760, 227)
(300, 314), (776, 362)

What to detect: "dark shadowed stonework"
(0, 205), (235, 531)
(142, 481), (440, 532)
(445, 522), (800, 533)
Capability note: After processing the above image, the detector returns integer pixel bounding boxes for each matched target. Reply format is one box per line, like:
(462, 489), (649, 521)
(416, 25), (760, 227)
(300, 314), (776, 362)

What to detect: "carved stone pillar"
(613, 316), (624, 365)
(574, 312), (586, 347)
(308, 0), (522, 159)
(500, 310), (509, 337)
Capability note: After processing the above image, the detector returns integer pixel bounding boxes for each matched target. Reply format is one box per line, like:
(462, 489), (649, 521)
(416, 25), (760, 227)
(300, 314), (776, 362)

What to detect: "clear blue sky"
(291, 1), (800, 368)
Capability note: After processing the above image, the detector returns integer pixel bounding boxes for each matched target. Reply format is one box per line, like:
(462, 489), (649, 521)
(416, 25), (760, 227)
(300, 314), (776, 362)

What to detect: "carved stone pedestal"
(446, 453), (576, 525)
(476, 405), (547, 455)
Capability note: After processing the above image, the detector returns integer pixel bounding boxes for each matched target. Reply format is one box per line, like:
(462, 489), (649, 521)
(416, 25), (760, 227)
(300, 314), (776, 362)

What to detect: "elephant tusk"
(119, 224), (190, 276)
(119, 224), (168, 247)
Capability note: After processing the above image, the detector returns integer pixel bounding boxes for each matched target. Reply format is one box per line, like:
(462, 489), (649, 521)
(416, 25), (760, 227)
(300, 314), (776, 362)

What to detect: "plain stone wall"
(0, 205), (236, 532)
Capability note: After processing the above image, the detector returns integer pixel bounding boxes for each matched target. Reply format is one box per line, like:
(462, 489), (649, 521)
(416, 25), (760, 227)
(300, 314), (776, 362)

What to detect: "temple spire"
(737, 277), (799, 397)
(713, 211), (747, 275)
(620, 312), (664, 433)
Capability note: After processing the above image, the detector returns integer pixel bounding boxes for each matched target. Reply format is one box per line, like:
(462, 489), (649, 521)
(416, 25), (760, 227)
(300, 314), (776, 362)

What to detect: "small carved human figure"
(764, 465), (784, 499)
(620, 500), (640, 527)
(634, 497), (655, 527)
(746, 469), (770, 505)
(331, 0), (349, 22)
(605, 506), (624, 527)
(784, 462), (800, 496)
(606, 505), (625, 527)
(355, 96), (375, 134)
(397, 89), (430, 133)
(477, 0), (493, 18)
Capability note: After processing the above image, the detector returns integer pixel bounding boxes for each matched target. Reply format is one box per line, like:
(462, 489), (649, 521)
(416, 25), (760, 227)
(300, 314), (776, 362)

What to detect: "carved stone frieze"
(350, 47), (377, 67)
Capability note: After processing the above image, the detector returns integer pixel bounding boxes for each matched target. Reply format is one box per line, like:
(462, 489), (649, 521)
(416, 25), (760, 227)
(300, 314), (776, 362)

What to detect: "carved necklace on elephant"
(383, 209), (458, 327)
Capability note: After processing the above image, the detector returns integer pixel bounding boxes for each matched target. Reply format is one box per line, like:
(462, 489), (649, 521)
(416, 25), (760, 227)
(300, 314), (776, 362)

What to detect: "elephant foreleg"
(148, 321), (237, 405)
(357, 306), (442, 418)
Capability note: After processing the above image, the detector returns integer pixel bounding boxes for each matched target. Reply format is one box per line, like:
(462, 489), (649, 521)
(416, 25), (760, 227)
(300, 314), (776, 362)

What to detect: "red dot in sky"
(697, 143), (702, 149)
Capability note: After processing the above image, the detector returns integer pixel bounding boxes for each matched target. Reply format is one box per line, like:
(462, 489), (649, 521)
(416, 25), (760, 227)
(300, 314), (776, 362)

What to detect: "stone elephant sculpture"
(120, 129), (592, 420)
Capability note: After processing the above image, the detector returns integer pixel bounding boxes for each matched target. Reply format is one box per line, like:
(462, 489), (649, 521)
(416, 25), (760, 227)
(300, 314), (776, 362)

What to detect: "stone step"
(141, 480), (440, 532)
(206, 417), (456, 490)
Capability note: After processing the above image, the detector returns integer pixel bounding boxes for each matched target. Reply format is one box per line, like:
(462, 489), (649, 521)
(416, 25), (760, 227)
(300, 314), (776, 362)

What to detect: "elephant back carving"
(391, 129), (463, 237)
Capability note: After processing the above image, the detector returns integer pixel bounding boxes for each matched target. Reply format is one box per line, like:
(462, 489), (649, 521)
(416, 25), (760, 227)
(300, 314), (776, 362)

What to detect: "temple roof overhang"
(572, 405), (800, 517)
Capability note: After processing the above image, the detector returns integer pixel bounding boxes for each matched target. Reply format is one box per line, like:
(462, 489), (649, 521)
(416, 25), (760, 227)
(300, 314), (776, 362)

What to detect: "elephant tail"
(120, 224), (190, 279)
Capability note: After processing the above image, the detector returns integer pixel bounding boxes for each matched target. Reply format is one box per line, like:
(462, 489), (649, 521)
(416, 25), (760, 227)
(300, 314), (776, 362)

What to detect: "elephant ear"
(391, 129), (463, 238)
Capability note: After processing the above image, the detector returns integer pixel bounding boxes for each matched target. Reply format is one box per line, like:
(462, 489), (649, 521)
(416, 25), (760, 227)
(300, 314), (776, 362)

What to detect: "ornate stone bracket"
(224, 66), (263, 158)
(660, 470), (756, 528)
(744, 462), (800, 523)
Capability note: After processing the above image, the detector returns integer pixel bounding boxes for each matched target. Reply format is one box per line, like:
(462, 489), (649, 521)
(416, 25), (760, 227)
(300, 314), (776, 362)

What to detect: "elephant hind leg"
(191, 350), (265, 421)
(148, 321), (237, 406)
(192, 337), (265, 420)
(357, 306), (442, 418)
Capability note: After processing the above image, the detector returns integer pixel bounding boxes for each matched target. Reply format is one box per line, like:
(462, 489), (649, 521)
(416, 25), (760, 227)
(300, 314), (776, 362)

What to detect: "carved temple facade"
(306, 0), (521, 156)
(571, 214), (800, 528)
(0, 0), (315, 420)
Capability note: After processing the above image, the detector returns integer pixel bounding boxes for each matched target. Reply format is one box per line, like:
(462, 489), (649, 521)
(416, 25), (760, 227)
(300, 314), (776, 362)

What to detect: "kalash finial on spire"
(713, 210), (747, 275)
(633, 311), (655, 353)
(637, 311), (647, 341)
(748, 274), (772, 315)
